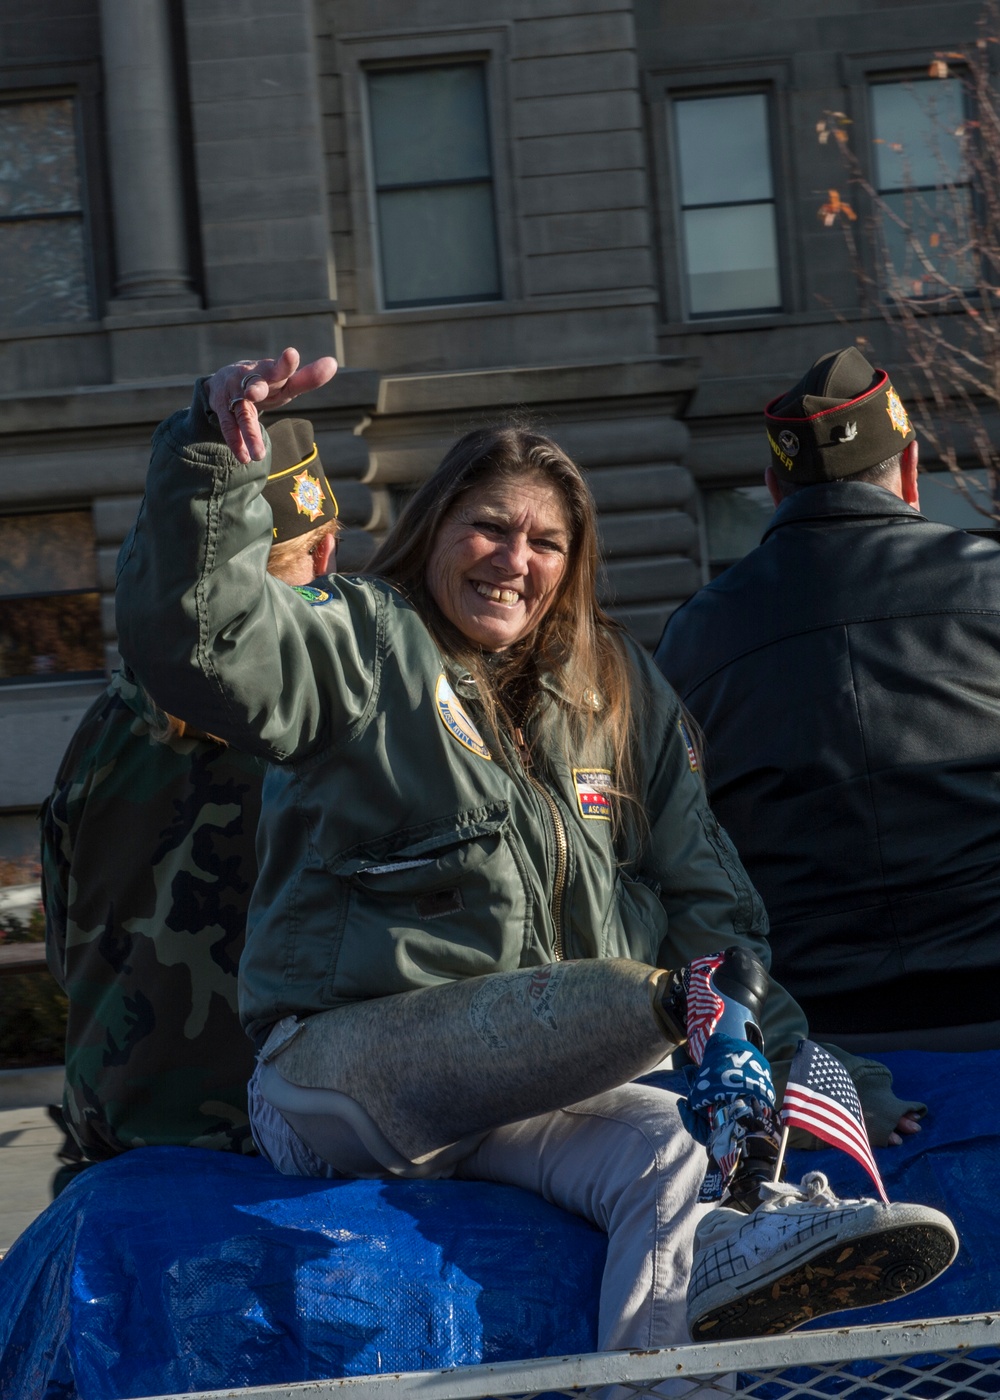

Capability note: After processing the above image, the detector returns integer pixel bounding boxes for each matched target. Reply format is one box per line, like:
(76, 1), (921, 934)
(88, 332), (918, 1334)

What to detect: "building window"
(0, 511), (103, 683)
(870, 77), (971, 299)
(0, 96), (91, 327)
(673, 92), (781, 317)
(703, 486), (774, 577)
(367, 63), (501, 309)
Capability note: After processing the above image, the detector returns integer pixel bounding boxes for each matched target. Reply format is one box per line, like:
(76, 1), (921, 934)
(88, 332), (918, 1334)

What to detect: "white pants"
(454, 1082), (712, 1352)
(251, 1066), (711, 1352)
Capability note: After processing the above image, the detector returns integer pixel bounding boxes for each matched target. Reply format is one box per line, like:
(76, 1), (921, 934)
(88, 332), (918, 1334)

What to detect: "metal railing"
(136, 1313), (1000, 1400)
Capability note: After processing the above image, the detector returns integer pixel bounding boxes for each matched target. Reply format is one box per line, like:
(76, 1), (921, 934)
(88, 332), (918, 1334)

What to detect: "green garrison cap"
(764, 346), (915, 483)
(264, 419), (339, 543)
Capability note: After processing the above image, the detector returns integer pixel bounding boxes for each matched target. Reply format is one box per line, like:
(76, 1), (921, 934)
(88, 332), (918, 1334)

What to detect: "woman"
(115, 349), (940, 1351)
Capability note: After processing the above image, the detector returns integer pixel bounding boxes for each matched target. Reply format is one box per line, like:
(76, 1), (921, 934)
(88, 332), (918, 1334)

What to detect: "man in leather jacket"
(654, 347), (1000, 1051)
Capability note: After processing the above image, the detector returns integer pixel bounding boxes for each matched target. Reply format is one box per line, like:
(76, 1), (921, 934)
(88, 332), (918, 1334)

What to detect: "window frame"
(365, 60), (503, 311)
(645, 60), (797, 327)
(0, 63), (111, 327)
(839, 49), (976, 307)
(336, 24), (519, 314)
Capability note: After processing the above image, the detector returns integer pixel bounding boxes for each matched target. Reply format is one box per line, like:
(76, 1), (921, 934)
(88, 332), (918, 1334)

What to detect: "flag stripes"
(780, 1039), (890, 1204)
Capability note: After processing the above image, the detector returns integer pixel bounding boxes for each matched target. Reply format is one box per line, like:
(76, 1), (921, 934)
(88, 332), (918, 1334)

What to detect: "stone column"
(99, 0), (197, 306)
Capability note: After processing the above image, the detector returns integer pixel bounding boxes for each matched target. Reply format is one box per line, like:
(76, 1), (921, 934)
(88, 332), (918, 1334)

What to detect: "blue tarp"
(0, 1049), (996, 1399)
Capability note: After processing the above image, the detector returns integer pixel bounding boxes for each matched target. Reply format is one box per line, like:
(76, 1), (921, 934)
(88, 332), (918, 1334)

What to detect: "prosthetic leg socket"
(262, 958), (677, 1174)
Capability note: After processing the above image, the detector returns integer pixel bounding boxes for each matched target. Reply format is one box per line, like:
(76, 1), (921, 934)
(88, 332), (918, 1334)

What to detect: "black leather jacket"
(654, 482), (1000, 1034)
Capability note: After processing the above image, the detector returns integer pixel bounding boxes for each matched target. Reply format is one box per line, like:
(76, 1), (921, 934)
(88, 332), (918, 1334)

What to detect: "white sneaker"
(687, 1171), (958, 1341)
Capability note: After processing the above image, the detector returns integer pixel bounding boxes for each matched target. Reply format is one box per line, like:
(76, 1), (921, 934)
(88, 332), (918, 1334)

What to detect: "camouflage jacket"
(40, 669), (264, 1159)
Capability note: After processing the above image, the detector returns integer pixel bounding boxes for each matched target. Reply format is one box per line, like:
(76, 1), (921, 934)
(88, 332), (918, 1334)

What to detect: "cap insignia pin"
(290, 470), (326, 521)
(886, 387), (912, 437)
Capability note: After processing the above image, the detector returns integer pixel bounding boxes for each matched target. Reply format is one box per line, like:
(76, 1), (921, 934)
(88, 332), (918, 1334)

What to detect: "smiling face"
(425, 473), (572, 651)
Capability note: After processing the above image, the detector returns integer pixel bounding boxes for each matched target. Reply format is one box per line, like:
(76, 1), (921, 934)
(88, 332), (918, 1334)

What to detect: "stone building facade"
(0, 0), (981, 861)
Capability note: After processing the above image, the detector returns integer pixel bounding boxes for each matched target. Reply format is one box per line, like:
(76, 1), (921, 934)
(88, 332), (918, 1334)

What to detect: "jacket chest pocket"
(327, 808), (533, 998)
(603, 870), (667, 964)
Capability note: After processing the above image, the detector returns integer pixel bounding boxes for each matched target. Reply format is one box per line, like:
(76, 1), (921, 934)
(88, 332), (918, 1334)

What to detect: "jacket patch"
(679, 719), (699, 773)
(435, 674), (491, 760)
(292, 585), (331, 606)
(573, 768), (612, 820)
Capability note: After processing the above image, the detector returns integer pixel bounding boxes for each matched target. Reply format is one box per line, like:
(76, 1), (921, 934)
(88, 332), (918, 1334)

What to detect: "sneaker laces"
(755, 1170), (842, 1208)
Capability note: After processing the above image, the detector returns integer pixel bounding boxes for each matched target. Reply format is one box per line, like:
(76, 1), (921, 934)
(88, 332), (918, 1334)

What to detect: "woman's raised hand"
(205, 347), (338, 464)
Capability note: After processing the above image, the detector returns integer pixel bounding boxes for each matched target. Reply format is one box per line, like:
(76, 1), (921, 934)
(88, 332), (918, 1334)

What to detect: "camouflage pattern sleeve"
(40, 671), (264, 1160)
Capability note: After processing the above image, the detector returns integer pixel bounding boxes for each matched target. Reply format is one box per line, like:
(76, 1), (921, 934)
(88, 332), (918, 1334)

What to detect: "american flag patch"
(573, 768), (612, 820)
(679, 718), (699, 773)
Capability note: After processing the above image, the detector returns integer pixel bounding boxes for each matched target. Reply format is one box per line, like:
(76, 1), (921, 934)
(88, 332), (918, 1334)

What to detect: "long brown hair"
(367, 425), (643, 830)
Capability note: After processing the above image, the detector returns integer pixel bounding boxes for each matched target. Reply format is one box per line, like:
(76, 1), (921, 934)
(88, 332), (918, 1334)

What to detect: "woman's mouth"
(473, 582), (521, 606)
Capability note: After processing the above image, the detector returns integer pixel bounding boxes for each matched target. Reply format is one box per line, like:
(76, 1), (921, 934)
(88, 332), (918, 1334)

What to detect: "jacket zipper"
(514, 726), (568, 960)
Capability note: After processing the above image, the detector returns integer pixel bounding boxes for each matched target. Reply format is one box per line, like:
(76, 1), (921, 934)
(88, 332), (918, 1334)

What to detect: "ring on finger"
(228, 396), (246, 414)
(240, 371), (264, 393)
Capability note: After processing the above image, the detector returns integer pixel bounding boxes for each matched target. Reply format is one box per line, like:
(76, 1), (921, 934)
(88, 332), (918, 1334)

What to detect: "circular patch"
(435, 674), (491, 760)
(778, 430), (800, 457)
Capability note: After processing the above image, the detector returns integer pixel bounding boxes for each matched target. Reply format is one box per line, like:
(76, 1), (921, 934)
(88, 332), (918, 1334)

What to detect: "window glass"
(369, 66), (493, 187)
(378, 184), (499, 306)
(675, 94), (773, 206)
(367, 64), (501, 309)
(674, 93), (780, 317)
(0, 511), (103, 683)
(703, 486), (774, 576)
(0, 97), (90, 326)
(704, 471), (1000, 578)
(683, 205), (780, 316)
(870, 79), (972, 299)
(871, 80), (965, 191)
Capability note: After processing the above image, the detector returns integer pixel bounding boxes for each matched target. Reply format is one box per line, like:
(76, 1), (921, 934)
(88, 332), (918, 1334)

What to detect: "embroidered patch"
(766, 428), (796, 471)
(777, 429), (799, 457)
(679, 718), (699, 773)
(435, 674), (491, 760)
(290, 469), (326, 521)
(886, 387), (911, 437)
(573, 768), (612, 820)
(292, 584), (331, 606)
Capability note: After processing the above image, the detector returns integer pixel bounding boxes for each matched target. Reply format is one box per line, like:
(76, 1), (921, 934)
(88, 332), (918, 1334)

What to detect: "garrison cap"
(263, 418), (339, 543)
(764, 346), (915, 483)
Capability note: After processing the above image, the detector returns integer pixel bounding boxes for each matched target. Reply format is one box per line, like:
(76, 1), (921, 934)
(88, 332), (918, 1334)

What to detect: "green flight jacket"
(115, 383), (920, 1143)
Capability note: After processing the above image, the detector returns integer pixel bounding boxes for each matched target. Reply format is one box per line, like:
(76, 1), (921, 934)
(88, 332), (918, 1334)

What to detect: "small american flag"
(685, 953), (726, 1065)
(781, 1039), (889, 1203)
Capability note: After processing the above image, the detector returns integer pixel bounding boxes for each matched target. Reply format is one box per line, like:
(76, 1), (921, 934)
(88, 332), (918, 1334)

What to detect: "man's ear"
(764, 465), (782, 508)
(312, 531), (337, 577)
(900, 439), (920, 509)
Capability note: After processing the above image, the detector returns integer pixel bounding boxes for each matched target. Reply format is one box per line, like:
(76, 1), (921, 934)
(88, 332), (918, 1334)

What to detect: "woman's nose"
(495, 533), (529, 573)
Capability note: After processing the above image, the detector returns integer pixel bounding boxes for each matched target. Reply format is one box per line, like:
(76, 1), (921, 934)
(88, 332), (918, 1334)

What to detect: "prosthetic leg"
(259, 957), (685, 1177)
